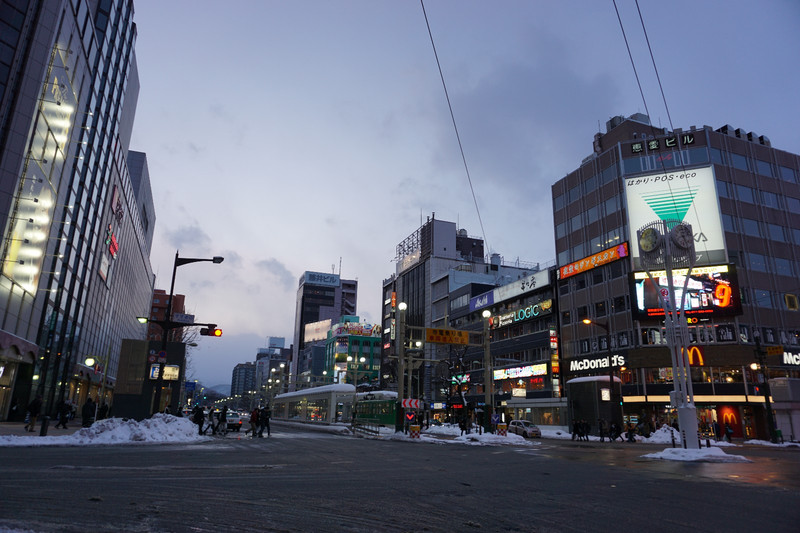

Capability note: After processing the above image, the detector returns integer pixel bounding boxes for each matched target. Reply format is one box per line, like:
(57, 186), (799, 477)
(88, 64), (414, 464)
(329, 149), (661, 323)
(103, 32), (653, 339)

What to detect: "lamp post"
(482, 309), (493, 433)
(84, 348), (110, 419)
(347, 355), (368, 428)
(752, 335), (778, 443)
(396, 302), (407, 432)
(151, 251), (223, 415)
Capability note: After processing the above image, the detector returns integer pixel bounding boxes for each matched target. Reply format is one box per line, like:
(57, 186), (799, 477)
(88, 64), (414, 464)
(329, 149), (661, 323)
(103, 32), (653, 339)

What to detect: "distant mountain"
(208, 384), (230, 396)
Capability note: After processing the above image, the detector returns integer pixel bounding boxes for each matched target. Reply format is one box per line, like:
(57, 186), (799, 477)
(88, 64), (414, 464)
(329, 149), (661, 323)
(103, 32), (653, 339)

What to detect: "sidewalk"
(0, 419), (82, 437)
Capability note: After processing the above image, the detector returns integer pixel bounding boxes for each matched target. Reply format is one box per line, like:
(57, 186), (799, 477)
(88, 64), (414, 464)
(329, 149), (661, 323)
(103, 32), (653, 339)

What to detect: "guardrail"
(353, 418), (381, 437)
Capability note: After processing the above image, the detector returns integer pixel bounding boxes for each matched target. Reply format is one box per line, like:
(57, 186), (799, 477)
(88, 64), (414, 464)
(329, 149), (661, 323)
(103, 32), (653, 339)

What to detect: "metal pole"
(483, 312), (493, 433)
(754, 336), (778, 443)
(397, 304), (406, 431)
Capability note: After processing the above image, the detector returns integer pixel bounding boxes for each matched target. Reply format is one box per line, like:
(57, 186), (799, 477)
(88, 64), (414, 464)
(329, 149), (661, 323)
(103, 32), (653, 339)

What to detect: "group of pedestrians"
(246, 405), (271, 438)
(571, 419), (591, 441)
(21, 394), (107, 432)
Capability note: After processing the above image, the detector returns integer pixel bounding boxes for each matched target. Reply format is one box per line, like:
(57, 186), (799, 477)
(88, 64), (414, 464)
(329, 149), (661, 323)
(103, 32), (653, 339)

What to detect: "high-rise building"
(384, 215), (541, 406)
(231, 362), (256, 398)
(146, 289), (186, 343)
(0, 1), (154, 421)
(290, 271), (357, 389)
(552, 113), (800, 440)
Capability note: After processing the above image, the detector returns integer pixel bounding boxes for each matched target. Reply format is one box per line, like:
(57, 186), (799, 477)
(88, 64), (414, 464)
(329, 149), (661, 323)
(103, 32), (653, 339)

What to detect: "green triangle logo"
(640, 186), (699, 222)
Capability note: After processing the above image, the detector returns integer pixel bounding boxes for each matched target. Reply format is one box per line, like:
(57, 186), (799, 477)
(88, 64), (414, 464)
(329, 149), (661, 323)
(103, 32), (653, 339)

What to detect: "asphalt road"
(0, 425), (798, 533)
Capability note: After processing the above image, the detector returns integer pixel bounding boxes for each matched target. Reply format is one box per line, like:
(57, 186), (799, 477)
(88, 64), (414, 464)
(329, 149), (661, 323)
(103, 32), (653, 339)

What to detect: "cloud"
(255, 258), (296, 290)
(164, 224), (211, 249)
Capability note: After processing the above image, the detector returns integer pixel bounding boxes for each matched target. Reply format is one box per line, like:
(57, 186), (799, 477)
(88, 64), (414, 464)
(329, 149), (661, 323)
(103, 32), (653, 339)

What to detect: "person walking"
(598, 419), (606, 442)
(55, 399), (71, 429)
(246, 407), (259, 436)
(81, 397), (95, 427)
(24, 394), (43, 432)
(191, 405), (205, 436)
(259, 405), (271, 437)
(217, 405), (228, 436)
(97, 402), (109, 420)
(205, 407), (216, 435)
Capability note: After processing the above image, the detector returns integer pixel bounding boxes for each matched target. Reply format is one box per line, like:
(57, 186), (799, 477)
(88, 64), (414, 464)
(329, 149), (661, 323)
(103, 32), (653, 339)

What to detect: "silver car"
(508, 420), (541, 438)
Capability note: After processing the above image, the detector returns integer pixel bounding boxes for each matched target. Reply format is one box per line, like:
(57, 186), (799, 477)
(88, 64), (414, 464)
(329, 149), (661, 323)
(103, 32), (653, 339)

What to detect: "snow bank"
(642, 446), (751, 462)
(0, 414), (209, 447)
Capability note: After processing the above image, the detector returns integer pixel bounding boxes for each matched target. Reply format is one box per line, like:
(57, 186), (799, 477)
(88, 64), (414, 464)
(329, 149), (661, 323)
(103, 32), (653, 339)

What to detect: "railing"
(352, 418), (381, 437)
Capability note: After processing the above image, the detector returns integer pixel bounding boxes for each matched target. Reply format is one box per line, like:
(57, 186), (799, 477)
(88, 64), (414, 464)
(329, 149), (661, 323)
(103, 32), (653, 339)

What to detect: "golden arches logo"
(722, 412), (737, 426)
(682, 346), (704, 366)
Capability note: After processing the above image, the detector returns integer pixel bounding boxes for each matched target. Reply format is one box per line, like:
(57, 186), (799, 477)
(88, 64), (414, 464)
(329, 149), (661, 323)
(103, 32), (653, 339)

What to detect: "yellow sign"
(426, 328), (469, 345)
(765, 346), (784, 356)
(682, 346), (704, 366)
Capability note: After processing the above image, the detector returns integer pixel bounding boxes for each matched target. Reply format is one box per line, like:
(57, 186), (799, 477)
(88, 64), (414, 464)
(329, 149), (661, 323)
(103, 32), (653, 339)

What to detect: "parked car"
(508, 420), (541, 438)
(226, 412), (243, 432)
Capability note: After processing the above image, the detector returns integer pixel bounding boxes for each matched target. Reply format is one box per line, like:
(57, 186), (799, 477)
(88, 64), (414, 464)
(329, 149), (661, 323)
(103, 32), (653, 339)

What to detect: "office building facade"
(0, 0), (154, 420)
(552, 113), (800, 440)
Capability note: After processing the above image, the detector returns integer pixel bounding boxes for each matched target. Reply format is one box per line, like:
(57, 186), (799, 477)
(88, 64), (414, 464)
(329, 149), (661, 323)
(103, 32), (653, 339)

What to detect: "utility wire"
(420, 0), (489, 253)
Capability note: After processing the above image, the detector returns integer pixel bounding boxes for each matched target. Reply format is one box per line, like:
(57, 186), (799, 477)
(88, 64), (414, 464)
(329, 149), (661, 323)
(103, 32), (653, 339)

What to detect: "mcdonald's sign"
(722, 411), (737, 426)
(682, 346), (704, 366)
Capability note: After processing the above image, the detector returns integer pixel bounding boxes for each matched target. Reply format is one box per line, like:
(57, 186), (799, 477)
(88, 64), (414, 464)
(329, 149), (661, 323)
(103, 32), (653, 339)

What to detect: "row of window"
(717, 179), (800, 211)
(711, 147), (798, 183)
(553, 164), (619, 210)
(561, 295), (629, 325)
(723, 214), (800, 245)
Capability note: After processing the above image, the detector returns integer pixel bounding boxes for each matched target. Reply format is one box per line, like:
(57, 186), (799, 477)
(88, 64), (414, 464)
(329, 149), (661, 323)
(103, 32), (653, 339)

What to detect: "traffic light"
(200, 325), (223, 337)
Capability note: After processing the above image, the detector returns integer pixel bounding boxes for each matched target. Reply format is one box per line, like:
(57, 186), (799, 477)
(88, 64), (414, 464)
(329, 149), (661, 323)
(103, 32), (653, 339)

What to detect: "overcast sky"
(129, 1), (800, 387)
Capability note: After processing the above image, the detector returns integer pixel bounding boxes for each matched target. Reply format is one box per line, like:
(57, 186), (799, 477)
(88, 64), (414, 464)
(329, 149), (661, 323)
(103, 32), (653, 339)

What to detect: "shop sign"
(559, 242), (629, 280)
(569, 354), (626, 372)
(494, 364), (547, 380)
(512, 388), (526, 398)
(682, 346), (704, 366)
(784, 351), (800, 366)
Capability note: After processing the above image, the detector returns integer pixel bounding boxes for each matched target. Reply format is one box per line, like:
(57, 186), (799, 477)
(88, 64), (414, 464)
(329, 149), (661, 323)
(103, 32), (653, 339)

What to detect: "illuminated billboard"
(559, 243), (629, 280)
(304, 319), (332, 343)
(629, 264), (742, 319)
(624, 166), (726, 269)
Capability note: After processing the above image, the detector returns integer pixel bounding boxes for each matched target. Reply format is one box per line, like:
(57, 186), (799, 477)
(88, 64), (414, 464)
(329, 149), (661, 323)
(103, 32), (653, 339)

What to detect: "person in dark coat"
(217, 405), (228, 435)
(24, 394), (43, 432)
(97, 402), (109, 420)
(258, 405), (271, 437)
(81, 398), (95, 427)
(191, 405), (205, 435)
(55, 399), (71, 429)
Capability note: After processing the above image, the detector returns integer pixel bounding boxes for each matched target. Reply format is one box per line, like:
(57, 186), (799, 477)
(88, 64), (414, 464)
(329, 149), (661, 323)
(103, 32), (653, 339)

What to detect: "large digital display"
(630, 264), (742, 319)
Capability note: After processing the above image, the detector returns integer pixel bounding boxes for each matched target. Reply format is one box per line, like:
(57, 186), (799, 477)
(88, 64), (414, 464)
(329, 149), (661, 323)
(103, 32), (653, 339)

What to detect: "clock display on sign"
(639, 227), (662, 253)
(671, 224), (694, 249)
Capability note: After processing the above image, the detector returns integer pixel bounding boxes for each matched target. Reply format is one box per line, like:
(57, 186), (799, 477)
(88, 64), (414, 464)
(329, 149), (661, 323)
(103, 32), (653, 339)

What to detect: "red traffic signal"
(200, 326), (223, 337)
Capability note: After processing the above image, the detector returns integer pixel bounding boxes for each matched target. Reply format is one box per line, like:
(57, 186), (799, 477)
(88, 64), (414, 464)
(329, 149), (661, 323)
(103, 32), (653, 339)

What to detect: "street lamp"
(482, 309), (493, 433)
(84, 351), (109, 419)
(151, 251), (224, 414)
(396, 302), (407, 432)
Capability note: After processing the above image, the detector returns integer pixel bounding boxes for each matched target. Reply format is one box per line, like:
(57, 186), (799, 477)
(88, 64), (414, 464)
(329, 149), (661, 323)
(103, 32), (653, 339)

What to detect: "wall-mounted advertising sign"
(624, 165), (726, 269)
(559, 242), (629, 280)
(630, 264), (742, 319)
(426, 328), (469, 345)
(332, 322), (380, 338)
(470, 269), (550, 311)
(492, 299), (553, 328)
(304, 319), (332, 343)
(303, 271), (340, 287)
(493, 364), (547, 381)
(569, 354), (626, 373)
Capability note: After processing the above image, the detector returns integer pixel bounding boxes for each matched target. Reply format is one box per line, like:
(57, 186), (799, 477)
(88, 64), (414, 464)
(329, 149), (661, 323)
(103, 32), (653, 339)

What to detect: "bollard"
(409, 425), (421, 439)
(39, 416), (49, 437)
(497, 423), (508, 437)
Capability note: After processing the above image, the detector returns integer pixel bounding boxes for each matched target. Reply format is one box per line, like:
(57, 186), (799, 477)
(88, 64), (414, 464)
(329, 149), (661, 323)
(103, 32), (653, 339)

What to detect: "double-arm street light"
(752, 334), (778, 443)
(146, 251), (223, 414)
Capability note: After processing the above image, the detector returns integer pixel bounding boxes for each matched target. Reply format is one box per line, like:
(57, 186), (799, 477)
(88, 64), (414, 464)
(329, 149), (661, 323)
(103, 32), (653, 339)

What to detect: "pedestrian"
(598, 419), (606, 442)
(191, 405), (205, 436)
(724, 422), (733, 442)
(217, 405), (228, 435)
(97, 402), (109, 420)
(713, 420), (721, 441)
(55, 399), (71, 429)
(205, 407), (217, 435)
(259, 405), (271, 437)
(24, 394), (43, 432)
(81, 397), (95, 427)
(247, 407), (259, 436)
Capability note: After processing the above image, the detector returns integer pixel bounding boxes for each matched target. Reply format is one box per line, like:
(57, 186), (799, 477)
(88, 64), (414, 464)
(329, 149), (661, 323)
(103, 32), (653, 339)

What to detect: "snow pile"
(642, 446), (751, 462)
(744, 439), (800, 448)
(0, 414), (209, 447)
(451, 431), (532, 446)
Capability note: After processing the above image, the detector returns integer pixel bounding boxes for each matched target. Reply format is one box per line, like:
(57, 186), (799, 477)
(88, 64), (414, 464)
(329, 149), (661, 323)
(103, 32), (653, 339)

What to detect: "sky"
(128, 1), (800, 386)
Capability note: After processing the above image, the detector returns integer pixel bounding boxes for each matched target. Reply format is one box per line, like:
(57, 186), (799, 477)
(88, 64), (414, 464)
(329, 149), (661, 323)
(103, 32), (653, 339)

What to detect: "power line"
(420, 0), (489, 253)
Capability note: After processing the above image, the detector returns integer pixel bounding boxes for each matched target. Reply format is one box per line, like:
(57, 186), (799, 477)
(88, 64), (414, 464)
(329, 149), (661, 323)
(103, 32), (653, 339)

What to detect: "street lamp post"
(151, 251), (223, 414)
(482, 309), (493, 433)
(396, 302), (407, 432)
(84, 347), (110, 419)
(753, 335), (778, 443)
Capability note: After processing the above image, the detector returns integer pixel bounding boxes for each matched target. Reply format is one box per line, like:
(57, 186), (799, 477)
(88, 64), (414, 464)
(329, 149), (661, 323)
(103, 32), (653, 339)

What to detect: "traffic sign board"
(402, 399), (420, 409)
(425, 328), (469, 345)
(765, 346), (784, 356)
(491, 413), (500, 424)
(173, 313), (195, 324)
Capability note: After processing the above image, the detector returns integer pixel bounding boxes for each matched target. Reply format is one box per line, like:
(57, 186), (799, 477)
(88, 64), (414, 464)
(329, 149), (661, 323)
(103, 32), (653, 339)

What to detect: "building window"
(779, 165), (796, 183)
(561, 310), (571, 325)
(753, 289), (773, 308)
(793, 228), (800, 246)
(710, 148), (725, 165)
(730, 153), (749, 171)
(741, 218), (761, 237)
(555, 221), (568, 239)
(559, 282), (569, 296)
(587, 205), (600, 224)
(604, 195), (619, 215)
(736, 185), (755, 204)
(568, 185), (582, 204)
(786, 197), (800, 213)
(575, 276), (586, 290)
(613, 296), (626, 313)
(775, 257), (794, 278)
(761, 190), (781, 209)
(592, 270), (604, 285)
(584, 174), (598, 193)
(577, 306), (588, 320)
(755, 159), (774, 177)
(767, 223), (785, 241)
(722, 214), (737, 233)
(748, 252), (770, 272)
(554, 193), (566, 211)
(570, 214), (582, 233)
(716, 179), (730, 199)
(595, 301), (607, 317)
